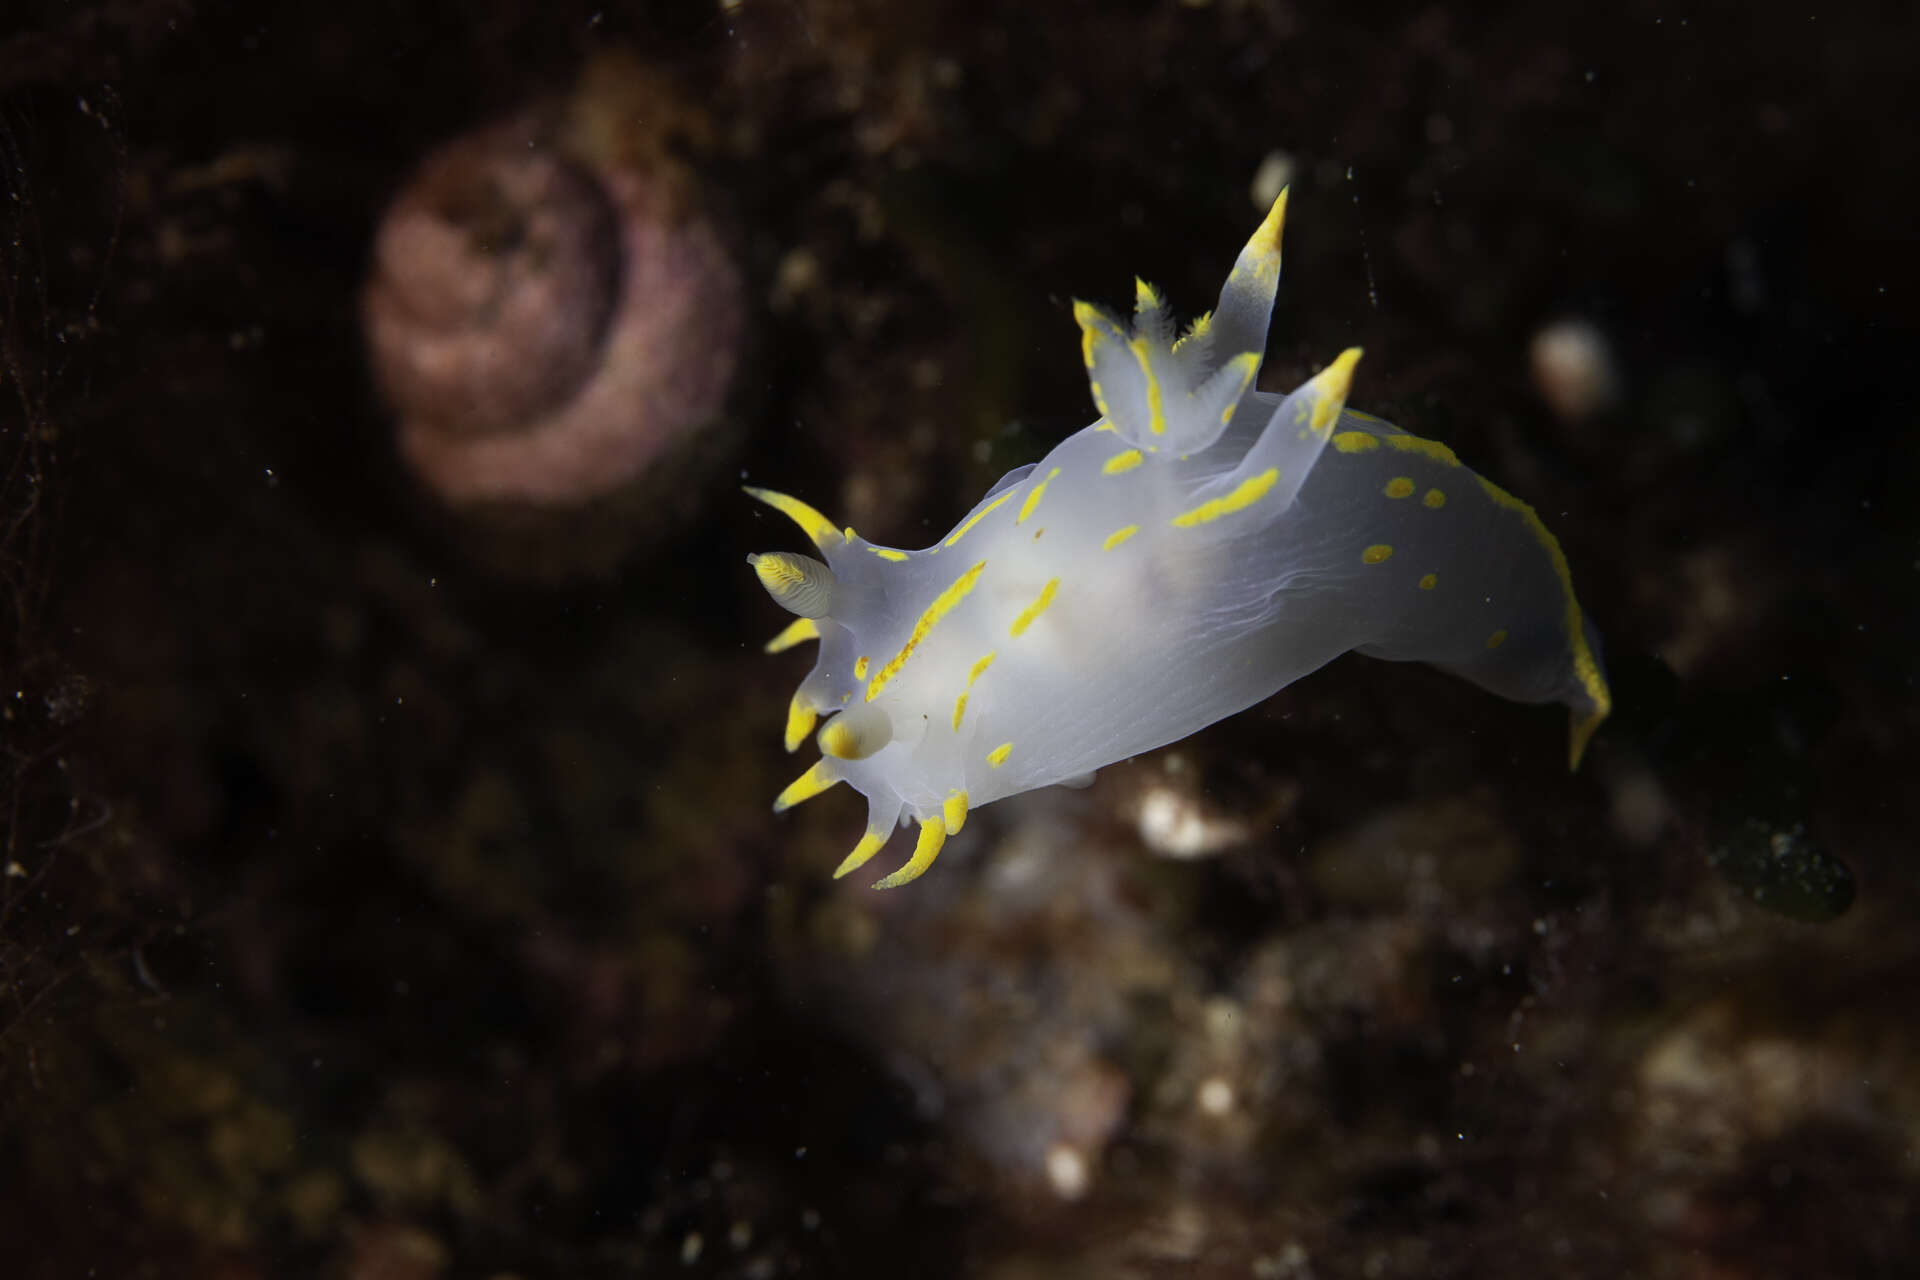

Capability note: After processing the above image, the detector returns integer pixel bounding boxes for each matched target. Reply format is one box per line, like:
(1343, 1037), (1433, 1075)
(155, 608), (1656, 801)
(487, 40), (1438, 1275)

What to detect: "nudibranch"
(747, 190), (1610, 889)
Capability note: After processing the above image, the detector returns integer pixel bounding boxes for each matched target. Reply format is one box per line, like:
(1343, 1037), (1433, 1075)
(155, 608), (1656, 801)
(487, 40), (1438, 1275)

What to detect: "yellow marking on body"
(1172, 310), (1213, 354)
(952, 648), (997, 731)
(1103, 524), (1140, 551)
(1419, 573), (1438, 591)
(1103, 449), (1144, 475)
(744, 486), (843, 549)
(1384, 434), (1460, 466)
(1332, 430), (1380, 453)
(867, 545), (909, 562)
(1171, 467), (1280, 527)
(867, 560), (988, 702)
(1362, 544), (1394, 565)
(773, 759), (838, 812)
(1308, 347), (1364, 434)
(943, 790), (969, 836)
(764, 617), (820, 654)
(944, 489), (1015, 548)
(1472, 474), (1612, 768)
(1423, 488), (1447, 509)
(1017, 467), (1062, 525)
(1385, 477), (1416, 499)
(988, 742), (1013, 767)
(853, 655), (870, 679)
(833, 831), (887, 880)
(1009, 578), (1060, 637)
(1486, 628), (1508, 650)
(873, 819), (946, 889)
(1074, 301), (1118, 422)
(1131, 337), (1168, 434)
(785, 696), (818, 753)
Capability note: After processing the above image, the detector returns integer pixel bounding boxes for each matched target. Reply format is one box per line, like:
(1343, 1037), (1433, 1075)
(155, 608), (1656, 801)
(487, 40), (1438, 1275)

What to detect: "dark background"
(2, 1), (1916, 1276)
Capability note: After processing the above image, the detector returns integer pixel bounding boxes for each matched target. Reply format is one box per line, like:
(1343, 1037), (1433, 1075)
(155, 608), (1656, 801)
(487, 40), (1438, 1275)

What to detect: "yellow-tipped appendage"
(764, 617), (820, 654)
(1307, 347), (1364, 434)
(784, 694), (817, 753)
(833, 830), (888, 880)
(873, 818), (947, 890)
(773, 759), (839, 812)
(942, 790), (969, 836)
(744, 486), (844, 551)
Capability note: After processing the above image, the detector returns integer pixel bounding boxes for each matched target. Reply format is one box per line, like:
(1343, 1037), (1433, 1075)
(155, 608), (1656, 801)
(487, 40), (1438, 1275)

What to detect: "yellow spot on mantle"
(1384, 477), (1415, 499)
(1103, 524), (1140, 551)
(944, 489), (1015, 547)
(1009, 578), (1060, 637)
(867, 560), (987, 701)
(1362, 544), (1394, 565)
(1332, 431), (1380, 453)
(1384, 434), (1460, 466)
(952, 691), (969, 732)
(1418, 573), (1438, 591)
(853, 655), (870, 679)
(968, 651), (996, 684)
(988, 742), (1013, 767)
(1423, 488), (1447, 509)
(867, 546), (909, 562)
(1017, 467), (1062, 525)
(1172, 468), (1280, 527)
(1103, 449), (1144, 475)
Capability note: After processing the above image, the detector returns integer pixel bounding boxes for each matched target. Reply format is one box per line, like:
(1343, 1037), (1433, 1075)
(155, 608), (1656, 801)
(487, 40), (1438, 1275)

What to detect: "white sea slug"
(747, 190), (1611, 888)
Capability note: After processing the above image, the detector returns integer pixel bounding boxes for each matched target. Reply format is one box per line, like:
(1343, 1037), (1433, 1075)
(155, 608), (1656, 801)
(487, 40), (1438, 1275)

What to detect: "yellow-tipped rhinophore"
(784, 694), (817, 754)
(1307, 346), (1364, 434)
(873, 818), (947, 890)
(749, 551), (837, 619)
(773, 759), (840, 812)
(833, 830), (889, 880)
(764, 617), (820, 655)
(744, 486), (844, 551)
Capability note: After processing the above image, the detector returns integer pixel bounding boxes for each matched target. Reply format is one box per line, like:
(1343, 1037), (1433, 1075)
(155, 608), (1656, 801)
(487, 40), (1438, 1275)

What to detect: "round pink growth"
(364, 120), (744, 506)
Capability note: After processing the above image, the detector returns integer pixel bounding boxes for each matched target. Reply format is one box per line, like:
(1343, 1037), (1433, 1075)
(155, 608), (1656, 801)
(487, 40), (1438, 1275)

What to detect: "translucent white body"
(749, 192), (1610, 887)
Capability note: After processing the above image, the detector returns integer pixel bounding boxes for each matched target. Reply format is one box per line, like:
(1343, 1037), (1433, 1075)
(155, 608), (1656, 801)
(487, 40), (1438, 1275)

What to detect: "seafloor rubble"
(1, 1), (1916, 1277)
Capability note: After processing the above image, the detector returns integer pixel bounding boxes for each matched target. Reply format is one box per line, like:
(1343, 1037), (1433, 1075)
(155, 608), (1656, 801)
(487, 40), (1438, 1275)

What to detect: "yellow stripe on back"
(867, 560), (988, 701)
(1171, 468), (1280, 527)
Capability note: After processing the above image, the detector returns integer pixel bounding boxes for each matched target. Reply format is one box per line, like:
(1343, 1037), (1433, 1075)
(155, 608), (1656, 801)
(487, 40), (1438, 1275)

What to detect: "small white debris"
(1530, 318), (1619, 423)
(1251, 151), (1297, 211)
(1197, 1076), (1235, 1116)
(1044, 1142), (1090, 1200)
